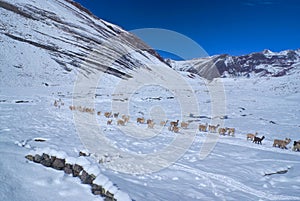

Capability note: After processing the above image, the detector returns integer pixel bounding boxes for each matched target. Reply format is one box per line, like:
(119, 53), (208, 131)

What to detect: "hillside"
(0, 0), (168, 87)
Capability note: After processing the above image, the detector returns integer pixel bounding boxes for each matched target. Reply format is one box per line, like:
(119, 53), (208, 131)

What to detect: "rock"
(91, 184), (104, 195)
(105, 191), (115, 201)
(72, 164), (83, 177)
(104, 196), (116, 201)
(33, 154), (42, 163)
(80, 170), (96, 184)
(64, 163), (73, 174)
(25, 151), (120, 201)
(52, 158), (65, 170)
(40, 153), (52, 167)
(25, 155), (34, 161)
(50, 156), (56, 164)
(79, 151), (89, 157)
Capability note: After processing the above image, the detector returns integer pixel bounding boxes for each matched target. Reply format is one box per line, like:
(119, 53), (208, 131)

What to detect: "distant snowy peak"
(0, 0), (168, 87)
(168, 49), (300, 79)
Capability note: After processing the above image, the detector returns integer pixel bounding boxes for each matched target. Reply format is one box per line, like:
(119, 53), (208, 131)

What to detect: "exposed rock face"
(168, 49), (300, 79)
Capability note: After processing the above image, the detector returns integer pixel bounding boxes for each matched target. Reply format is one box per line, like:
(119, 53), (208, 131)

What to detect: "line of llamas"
(67, 103), (300, 152)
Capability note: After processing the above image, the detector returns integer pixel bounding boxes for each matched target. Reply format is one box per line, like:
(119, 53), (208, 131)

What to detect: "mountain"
(0, 0), (168, 87)
(167, 49), (300, 80)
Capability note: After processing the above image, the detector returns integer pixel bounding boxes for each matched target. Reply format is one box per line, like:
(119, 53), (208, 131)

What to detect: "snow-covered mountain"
(0, 0), (168, 87)
(168, 49), (300, 79)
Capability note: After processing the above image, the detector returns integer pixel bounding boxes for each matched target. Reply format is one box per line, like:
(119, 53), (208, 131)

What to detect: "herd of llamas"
(63, 102), (300, 152)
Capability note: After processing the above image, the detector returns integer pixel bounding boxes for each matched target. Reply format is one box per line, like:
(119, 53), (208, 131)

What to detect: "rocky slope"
(168, 49), (300, 80)
(0, 0), (168, 87)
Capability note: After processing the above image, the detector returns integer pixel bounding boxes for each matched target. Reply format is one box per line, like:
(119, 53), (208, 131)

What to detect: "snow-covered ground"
(1, 66), (300, 200)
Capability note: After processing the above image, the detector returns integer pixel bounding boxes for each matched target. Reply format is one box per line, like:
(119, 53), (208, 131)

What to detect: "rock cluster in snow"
(25, 148), (131, 201)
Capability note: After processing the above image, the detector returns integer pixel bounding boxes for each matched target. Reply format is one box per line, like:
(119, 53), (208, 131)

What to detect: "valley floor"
(1, 72), (300, 201)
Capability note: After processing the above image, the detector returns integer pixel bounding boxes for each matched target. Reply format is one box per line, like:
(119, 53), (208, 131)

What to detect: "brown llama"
(107, 119), (113, 125)
(117, 119), (125, 126)
(181, 121), (189, 129)
(170, 120), (179, 127)
(137, 117), (145, 124)
(208, 124), (220, 133)
(273, 138), (291, 149)
(246, 132), (257, 141)
(199, 123), (208, 132)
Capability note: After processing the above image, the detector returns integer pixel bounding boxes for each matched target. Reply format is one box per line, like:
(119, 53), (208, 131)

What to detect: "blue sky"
(76, 0), (300, 59)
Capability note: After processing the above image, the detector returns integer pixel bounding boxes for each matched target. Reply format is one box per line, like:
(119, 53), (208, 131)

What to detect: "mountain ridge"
(167, 49), (300, 79)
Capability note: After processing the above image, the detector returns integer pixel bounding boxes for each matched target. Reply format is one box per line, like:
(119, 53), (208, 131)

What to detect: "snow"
(1, 0), (300, 200)
(2, 68), (300, 200)
(94, 174), (109, 186)
(114, 190), (132, 201)
(86, 165), (101, 176)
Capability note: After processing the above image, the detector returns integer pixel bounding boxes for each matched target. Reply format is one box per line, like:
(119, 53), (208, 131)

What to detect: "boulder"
(25, 155), (34, 161)
(40, 153), (52, 167)
(72, 164), (83, 177)
(105, 191), (115, 201)
(52, 158), (65, 170)
(80, 170), (96, 184)
(91, 184), (104, 195)
(79, 151), (90, 157)
(33, 154), (42, 163)
(64, 163), (73, 174)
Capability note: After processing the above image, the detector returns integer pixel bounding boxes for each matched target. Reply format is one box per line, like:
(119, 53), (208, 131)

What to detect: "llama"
(247, 132), (257, 141)
(54, 100), (58, 107)
(122, 115), (130, 123)
(199, 123), (208, 132)
(292, 141), (300, 151)
(85, 108), (94, 114)
(104, 112), (112, 118)
(208, 124), (220, 133)
(117, 119), (125, 126)
(170, 120), (179, 127)
(122, 114), (130, 120)
(113, 112), (119, 118)
(273, 138), (291, 149)
(218, 127), (227, 135)
(172, 126), (180, 133)
(147, 119), (153, 125)
(180, 121), (189, 129)
(148, 121), (155, 129)
(69, 105), (76, 110)
(107, 119), (113, 125)
(253, 136), (265, 144)
(226, 127), (235, 136)
(77, 106), (83, 112)
(137, 117), (145, 124)
(160, 120), (168, 126)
